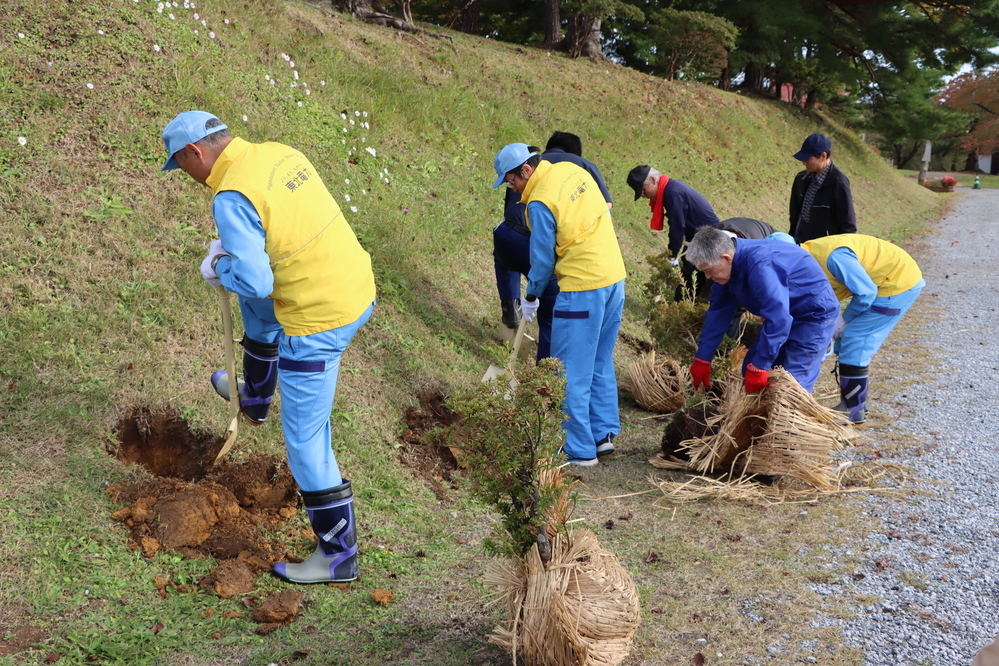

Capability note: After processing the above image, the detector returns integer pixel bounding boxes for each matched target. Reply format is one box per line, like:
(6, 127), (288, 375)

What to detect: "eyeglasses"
(505, 170), (520, 187)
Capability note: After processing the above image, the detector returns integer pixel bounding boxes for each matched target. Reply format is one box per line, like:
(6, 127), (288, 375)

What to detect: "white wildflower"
(383, 177), (389, 183)
(297, 101), (303, 107)
(223, 18), (230, 24)
(85, 82), (94, 89)
(97, 29), (104, 35)
(209, 31), (215, 38)
(18, 137), (27, 146)
(340, 112), (347, 120)
(345, 178), (350, 184)
(17, 32), (25, 38)
(293, 70), (299, 80)
(201, 19), (206, 26)
(305, 89), (310, 96)
(362, 189), (367, 195)
(152, 43), (161, 52)
(363, 111), (368, 117)
(264, 74), (270, 81)
(341, 139), (346, 144)
(365, 147), (377, 157)
(281, 53), (289, 61)
(344, 194), (351, 202)
(169, 13), (175, 20)
(354, 110), (360, 116)
(320, 80), (326, 86)
(349, 119), (355, 125)
(193, 29), (198, 34)
(342, 127), (347, 133)
(289, 61), (295, 68)
(269, 79), (274, 85)
(193, 12), (199, 18)
(350, 206), (358, 213)
(242, 114), (248, 122)
(290, 82), (297, 88)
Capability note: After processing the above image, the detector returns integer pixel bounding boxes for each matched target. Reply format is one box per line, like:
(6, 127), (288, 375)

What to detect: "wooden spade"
(213, 286), (241, 464)
(481, 318), (528, 385)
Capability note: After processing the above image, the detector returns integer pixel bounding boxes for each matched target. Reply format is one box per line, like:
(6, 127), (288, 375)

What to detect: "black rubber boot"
(272, 480), (358, 584)
(500, 298), (522, 329)
(211, 336), (279, 425)
(835, 363), (869, 424)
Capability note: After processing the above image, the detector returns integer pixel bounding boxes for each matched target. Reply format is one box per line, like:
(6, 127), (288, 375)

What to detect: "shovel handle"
(214, 286), (240, 464)
(507, 317), (529, 370)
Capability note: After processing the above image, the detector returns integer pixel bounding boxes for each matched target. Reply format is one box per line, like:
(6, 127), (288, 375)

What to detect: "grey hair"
(645, 167), (661, 188)
(196, 117), (231, 149)
(686, 226), (736, 267)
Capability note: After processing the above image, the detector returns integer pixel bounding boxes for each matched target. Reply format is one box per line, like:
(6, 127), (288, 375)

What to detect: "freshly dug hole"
(114, 407), (222, 480)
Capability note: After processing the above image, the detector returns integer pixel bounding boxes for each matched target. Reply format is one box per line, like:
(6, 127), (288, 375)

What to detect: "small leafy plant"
(438, 359), (575, 560)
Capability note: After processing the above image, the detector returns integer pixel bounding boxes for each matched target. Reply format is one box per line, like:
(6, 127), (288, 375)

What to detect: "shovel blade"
(481, 364), (508, 383)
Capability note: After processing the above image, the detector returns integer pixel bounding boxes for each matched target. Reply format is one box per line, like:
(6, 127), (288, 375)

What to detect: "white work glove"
(833, 313), (847, 339)
(668, 257), (680, 267)
(520, 295), (540, 323)
(200, 239), (230, 289)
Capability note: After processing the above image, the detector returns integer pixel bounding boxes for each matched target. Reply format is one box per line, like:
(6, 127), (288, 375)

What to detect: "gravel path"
(814, 189), (999, 665)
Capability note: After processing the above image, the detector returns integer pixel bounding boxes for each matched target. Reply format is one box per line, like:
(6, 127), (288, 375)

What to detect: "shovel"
(213, 285), (241, 465)
(482, 317), (528, 385)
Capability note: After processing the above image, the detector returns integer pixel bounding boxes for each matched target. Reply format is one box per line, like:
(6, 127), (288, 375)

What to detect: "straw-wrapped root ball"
(483, 531), (641, 666)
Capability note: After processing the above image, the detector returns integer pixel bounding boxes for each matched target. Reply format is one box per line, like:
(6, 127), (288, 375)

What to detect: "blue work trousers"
(836, 279), (924, 367)
(551, 280), (625, 460)
(237, 296), (374, 492)
(749, 314), (837, 393)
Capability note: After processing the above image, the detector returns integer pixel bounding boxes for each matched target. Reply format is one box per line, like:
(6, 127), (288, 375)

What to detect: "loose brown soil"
(397, 388), (464, 501)
(660, 400), (721, 460)
(110, 407), (303, 599)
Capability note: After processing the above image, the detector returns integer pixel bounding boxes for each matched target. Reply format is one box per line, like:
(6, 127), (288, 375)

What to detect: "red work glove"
(744, 363), (769, 394)
(690, 358), (712, 389)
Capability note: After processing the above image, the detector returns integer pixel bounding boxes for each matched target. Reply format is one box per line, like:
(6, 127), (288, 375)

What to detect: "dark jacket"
(661, 179), (719, 256)
(788, 163), (857, 243)
(714, 217), (775, 240)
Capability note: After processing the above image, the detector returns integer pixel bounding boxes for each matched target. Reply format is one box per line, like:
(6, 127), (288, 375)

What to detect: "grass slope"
(1, 0), (943, 664)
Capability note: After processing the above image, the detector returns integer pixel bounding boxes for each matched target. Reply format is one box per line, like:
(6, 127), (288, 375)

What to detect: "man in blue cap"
(494, 133), (613, 358)
(161, 110), (375, 584)
(685, 226), (838, 394)
(492, 143), (627, 466)
(789, 133), (857, 243)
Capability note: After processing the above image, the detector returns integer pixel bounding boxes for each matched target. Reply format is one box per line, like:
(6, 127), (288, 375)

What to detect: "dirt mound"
(110, 407), (304, 599)
(398, 388), (464, 501)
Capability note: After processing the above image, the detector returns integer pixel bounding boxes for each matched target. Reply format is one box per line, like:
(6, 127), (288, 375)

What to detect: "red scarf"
(648, 174), (670, 231)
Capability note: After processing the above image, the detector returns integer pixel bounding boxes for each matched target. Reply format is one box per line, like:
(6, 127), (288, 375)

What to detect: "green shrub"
(438, 359), (575, 560)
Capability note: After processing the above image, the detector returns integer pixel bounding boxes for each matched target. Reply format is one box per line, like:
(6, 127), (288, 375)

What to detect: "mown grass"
(0, 0), (945, 664)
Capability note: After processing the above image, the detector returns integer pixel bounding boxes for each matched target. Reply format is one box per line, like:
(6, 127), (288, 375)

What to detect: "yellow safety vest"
(207, 138), (376, 336)
(802, 234), (922, 300)
(521, 160), (626, 292)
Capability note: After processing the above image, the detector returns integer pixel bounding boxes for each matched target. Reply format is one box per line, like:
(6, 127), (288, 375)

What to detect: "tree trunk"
(543, 0), (561, 47)
(963, 150), (978, 172)
(331, 0), (412, 30)
(459, 0), (480, 34)
(566, 15), (603, 59)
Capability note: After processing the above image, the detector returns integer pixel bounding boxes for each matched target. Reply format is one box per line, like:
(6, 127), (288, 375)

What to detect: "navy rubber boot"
(835, 364), (869, 424)
(273, 480), (358, 584)
(211, 336), (278, 425)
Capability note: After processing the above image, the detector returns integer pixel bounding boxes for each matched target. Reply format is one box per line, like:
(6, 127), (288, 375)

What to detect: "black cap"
(793, 133), (832, 161)
(627, 165), (651, 201)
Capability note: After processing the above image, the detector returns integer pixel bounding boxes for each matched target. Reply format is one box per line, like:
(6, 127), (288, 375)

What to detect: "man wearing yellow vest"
(161, 111), (376, 584)
(801, 234), (924, 424)
(492, 143), (627, 466)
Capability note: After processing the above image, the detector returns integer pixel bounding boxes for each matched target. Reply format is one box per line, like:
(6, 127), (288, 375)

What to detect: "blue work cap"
(161, 111), (229, 171)
(492, 143), (537, 188)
